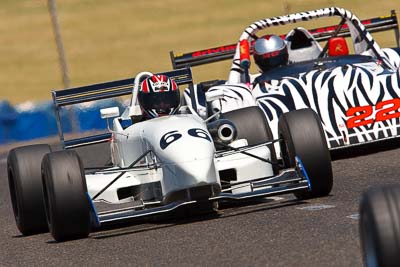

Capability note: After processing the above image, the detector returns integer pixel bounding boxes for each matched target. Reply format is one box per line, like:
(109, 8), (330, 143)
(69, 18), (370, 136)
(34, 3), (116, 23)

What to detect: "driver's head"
(138, 75), (180, 118)
(253, 35), (288, 72)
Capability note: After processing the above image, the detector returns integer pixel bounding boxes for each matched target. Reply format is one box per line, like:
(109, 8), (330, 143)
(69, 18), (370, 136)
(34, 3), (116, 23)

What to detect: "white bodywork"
(215, 144), (273, 193)
(86, 72), (274, 204)
(87, 113), (273, 203)
(49, 64), (312, 226)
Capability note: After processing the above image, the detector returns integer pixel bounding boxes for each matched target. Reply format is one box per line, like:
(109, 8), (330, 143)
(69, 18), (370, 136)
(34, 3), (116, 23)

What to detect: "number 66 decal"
(346, 98), (400, 128)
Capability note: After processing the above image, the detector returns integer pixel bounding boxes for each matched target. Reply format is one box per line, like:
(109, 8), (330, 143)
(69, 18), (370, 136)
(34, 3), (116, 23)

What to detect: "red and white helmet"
(138, 75), (180, 118)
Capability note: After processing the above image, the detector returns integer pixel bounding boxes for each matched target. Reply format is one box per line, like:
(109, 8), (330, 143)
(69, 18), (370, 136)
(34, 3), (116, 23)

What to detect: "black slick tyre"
(41, 150), (91, 242)
(7, 144), (51, 235)
(278, 108), (332, 199)
(359, 186), (400, 267)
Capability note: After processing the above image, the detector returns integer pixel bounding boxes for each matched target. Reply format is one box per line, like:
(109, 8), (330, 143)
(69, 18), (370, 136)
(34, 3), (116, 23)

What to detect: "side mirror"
(100, 107), (120, 119)
(120, 105), (142, 120)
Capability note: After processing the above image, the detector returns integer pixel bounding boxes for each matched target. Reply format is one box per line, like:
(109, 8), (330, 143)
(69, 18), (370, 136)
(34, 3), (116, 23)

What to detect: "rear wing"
(52, 67), (193, 149)
(170, 10), (399, 69)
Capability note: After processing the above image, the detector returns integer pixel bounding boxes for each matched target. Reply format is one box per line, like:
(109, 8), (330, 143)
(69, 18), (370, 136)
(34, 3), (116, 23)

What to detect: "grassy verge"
(1, 0), (399, 104)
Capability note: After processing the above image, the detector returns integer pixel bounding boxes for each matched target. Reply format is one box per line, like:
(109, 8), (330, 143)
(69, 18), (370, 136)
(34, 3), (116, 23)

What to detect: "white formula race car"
(7, 68), (332, 242)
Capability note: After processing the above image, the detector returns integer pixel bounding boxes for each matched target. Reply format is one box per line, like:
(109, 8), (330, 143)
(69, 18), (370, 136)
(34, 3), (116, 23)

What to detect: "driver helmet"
(138, 75), (180, 118)
(253, 34), (288, 72)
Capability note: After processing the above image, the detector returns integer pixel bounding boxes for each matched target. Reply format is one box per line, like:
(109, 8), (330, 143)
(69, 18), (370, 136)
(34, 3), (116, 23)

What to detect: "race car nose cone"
(140, 115), (220, 193)
(158, 135), (219, 193)
(161, 152), (219, 195)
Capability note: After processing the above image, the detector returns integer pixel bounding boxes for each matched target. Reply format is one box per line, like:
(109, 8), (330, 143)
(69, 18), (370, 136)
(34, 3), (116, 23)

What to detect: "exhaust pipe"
(207, 119), (237, 145)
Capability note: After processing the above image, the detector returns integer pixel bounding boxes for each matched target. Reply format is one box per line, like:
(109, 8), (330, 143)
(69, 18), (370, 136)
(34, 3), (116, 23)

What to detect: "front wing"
(90, 164), (310, 226)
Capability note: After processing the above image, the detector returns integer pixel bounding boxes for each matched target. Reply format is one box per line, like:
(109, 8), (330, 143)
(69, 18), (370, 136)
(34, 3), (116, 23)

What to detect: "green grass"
(1, 0), (399, 104)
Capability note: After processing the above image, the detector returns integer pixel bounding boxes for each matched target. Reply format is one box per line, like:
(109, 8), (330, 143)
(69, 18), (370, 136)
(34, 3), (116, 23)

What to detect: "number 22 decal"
(346, 98), (400, 129)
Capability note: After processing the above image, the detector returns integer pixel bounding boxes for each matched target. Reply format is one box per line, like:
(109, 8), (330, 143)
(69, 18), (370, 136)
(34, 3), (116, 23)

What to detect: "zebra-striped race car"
(170, 7), (400, 153)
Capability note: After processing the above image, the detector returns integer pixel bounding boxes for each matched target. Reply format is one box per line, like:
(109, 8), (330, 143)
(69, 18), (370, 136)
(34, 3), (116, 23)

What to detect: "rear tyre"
(7, 144), (51, 235)
(41, 150), (91, 242)
(221, 106), (278, 174)
(360, 186), (400, 267)
(278, 108), (332, 199)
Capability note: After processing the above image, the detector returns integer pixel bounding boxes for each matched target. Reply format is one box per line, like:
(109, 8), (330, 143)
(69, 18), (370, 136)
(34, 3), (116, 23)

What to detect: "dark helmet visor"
(139, 90), (180, 112)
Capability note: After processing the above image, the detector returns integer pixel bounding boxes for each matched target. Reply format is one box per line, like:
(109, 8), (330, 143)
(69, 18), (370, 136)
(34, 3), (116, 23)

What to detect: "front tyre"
(41, 150), (91, 242)
(360, 186), (400, 267)
(278, 108), (333, 199)
(7, 144), (51, 235)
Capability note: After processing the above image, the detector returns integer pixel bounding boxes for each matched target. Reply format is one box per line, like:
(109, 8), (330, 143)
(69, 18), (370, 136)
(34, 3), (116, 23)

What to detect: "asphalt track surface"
(1, 140), (399, 267)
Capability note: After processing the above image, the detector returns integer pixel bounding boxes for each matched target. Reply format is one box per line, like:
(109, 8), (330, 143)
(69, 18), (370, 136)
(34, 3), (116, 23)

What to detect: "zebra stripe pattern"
(253, 50), (400, 148)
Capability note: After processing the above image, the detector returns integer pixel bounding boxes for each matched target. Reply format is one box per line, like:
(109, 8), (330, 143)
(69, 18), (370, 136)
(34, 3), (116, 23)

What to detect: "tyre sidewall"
(7, 144), (51, 234)
(42, 150), (90, 241)
(360, 186), (400, 267)
(278, 109), (333, 198)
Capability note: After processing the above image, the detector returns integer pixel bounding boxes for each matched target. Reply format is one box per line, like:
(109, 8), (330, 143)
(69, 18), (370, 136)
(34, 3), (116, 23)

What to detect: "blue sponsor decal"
(160, 128), (211, 150)
(160, 130), (182, 150)
(188, 128), (212, 142)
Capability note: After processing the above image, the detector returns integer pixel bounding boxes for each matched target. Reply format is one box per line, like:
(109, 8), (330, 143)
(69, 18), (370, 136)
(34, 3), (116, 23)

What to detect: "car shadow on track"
(331, 138), (400, 161)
